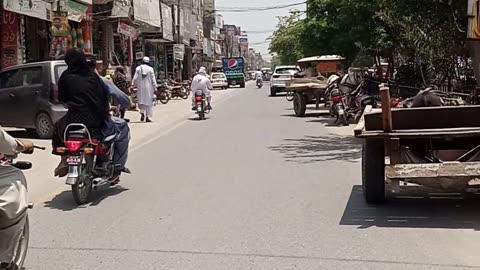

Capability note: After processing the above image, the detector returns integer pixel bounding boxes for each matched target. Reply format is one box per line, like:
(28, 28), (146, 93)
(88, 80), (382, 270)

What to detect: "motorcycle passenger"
(52, 48), (110, 177)
(191, 67), (212, 110)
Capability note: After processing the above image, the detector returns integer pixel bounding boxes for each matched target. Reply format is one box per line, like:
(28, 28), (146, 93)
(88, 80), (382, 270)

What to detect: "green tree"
(268, 11), (305, 65)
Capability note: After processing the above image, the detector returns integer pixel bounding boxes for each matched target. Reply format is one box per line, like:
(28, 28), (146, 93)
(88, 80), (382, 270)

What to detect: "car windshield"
(211, 74), (225, 79)
(55, 64), (68, 83)
(275, 68), (297, 74)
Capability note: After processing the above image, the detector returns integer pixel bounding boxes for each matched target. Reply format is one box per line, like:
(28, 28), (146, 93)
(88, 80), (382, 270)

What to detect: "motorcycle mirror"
(12, 161), (32, 170)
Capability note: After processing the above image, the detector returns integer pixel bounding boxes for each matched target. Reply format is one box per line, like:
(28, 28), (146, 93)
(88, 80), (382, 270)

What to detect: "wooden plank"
(356, 127), (480, 139)
(364, 106), (480, 131)
(354, 105), (372, 137)
(386, 162), (480, 179)
(380, 86), (392, 132)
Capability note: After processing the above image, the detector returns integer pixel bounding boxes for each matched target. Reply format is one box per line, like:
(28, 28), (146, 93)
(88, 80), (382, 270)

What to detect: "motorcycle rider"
(86, 56), (132, 183)
(255, 70), (263, 86)
(191, 67), (212, 110)
(0, 126), (34, 269)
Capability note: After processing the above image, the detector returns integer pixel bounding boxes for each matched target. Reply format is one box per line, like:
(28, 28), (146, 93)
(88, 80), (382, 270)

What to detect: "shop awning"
(3, 0), (52, 21)
(67, 0), (89, 22)
(133, 0), (161, 29)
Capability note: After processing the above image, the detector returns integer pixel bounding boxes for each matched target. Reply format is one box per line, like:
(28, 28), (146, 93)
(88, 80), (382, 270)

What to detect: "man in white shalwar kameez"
(133, 57), (157, 122)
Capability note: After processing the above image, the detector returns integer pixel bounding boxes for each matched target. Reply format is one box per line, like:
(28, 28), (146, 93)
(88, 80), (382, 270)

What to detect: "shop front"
(51, 0), (93, 60)
(1, 0), (53, 68)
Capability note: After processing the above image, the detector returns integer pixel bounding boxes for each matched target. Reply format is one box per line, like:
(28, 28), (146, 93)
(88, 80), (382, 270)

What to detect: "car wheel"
(35, 113), (54, 139)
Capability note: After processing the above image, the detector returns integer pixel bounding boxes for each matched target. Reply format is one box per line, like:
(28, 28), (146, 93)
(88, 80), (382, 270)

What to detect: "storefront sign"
(133, 0), (161, 28)
(118, 22), (139, 39)
(3, 0), (52, 22)
(52, 13), (70, 37)
(74, 0), (92, 5)
(161, 3), (174, 41)
(469, 0), (480, 39)
(66, 0), (88, 22)
(173, 44), (185, 61)
(239, 37), (248, 45)
(1, 10), (18, 69)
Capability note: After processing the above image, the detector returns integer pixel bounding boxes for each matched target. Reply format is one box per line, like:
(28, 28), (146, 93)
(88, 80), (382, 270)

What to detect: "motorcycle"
(156, 82), (171, 104)
(256, 79), (263, 88)
(327, 87), (349, 126)
(0, 146), (44, 270)
(168, 79), (189, 99)
(56, 124), (119, 205)
(194, 90), (210, 120)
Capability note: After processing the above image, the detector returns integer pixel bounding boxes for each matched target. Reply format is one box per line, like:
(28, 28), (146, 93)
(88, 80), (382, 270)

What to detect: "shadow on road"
(270, 135), (361, 163)
(340, 185), (480, 230)
(44, 186), (129, 211)
(307, 116), (357, 127)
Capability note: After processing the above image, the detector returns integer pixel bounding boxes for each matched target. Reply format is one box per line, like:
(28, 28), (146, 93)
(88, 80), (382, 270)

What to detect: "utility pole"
(176, 0), (182, 80)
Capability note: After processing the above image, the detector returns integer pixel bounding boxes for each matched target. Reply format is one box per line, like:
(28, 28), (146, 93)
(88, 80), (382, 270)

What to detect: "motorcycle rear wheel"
(72, 158), (94, 205)
(158, 92), (170, 104)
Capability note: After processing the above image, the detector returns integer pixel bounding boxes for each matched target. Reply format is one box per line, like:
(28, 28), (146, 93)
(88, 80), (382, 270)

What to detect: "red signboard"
(1, 10), (18, 69)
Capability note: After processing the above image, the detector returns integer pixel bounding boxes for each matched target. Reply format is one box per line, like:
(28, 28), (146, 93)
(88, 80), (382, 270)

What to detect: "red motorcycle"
(55, 124), (118, 205)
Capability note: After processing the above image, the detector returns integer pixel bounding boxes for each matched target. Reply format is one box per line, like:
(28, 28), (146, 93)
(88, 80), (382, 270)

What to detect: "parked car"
(270, 65), (299, 96)
(210, 72), (228, 89)
(0, 61), (68, 138)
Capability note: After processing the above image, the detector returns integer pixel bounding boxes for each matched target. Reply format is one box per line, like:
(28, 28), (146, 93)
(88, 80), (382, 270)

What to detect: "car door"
(0, 69), (23, 125)
(14, 66), (45, 126)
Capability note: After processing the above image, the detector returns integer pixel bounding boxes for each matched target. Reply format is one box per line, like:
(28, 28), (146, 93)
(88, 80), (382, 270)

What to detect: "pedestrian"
(112, 67), (131, 122)
(132, 57), (157, 122)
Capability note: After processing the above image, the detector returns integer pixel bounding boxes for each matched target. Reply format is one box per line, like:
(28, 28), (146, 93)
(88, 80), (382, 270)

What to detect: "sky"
(215, 0), (306, 61)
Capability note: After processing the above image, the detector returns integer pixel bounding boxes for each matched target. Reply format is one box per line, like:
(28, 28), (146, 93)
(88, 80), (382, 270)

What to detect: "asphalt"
(23, 82), (480, 269)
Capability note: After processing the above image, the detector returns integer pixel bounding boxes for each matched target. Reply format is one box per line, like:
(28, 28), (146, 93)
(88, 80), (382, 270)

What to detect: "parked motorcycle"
(0, 146), (44, 270)
(327, 87), (349, 126)
(193, 90), (210, 120)
(56, 124), (120, 205)
(156, 82), (171, 104)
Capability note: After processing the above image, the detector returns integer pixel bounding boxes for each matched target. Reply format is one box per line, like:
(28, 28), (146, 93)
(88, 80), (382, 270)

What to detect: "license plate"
(338, 109), (345, 115)
(66, 156), (81, 165)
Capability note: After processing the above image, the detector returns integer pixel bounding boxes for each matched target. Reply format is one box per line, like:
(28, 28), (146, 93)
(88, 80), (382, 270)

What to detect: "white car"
(210, 73), (228, 89)
(270, 65), (299, 96)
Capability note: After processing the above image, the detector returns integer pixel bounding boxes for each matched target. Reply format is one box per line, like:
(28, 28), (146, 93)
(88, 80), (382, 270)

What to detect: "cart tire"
(362, 139), (386, 204)
(293, 93), (307, 117)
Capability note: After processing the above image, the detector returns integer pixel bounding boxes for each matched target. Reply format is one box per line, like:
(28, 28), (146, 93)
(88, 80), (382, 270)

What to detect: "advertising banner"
(1, 9), (18, 69)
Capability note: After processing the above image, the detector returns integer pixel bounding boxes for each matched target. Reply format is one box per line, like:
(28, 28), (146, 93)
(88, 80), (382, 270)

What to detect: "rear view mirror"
(13, 161), (32, 170)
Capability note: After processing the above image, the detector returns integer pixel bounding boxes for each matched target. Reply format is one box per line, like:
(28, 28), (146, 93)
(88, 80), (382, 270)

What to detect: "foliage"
(268, 11), (305, 65)
(269, 0), (469, 84)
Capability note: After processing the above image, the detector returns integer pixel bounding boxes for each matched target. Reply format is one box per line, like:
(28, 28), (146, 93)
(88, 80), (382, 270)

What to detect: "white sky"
(215, 0), (306, 61)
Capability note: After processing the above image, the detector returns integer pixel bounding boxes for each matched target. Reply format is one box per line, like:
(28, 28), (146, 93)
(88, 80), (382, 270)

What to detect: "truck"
(222, 57), (246, 88)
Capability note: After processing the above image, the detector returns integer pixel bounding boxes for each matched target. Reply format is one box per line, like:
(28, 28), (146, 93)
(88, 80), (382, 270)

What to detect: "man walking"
(133, 57), (157, 122)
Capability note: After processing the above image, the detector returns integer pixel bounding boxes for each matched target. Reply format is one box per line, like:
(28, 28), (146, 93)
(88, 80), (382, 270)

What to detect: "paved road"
(24, 82), (480, 269)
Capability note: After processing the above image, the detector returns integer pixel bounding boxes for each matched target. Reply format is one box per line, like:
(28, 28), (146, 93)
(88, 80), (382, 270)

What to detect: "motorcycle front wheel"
(72, 158), (94, 205)
(1, 216), (30, 270)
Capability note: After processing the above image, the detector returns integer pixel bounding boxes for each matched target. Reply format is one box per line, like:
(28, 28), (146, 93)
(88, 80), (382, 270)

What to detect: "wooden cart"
(354, 86), (480, 203)
(287, 79), (328, 117)
(289, 55), (344, 117)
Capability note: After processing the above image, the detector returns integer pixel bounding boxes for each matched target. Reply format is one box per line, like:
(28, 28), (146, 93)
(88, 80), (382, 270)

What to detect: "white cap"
(143, 56), (150, 63)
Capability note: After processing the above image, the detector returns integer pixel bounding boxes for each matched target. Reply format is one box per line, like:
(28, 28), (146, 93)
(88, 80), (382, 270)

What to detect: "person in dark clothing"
(52, 49), (110, 177)
(112, 67), (130, 121)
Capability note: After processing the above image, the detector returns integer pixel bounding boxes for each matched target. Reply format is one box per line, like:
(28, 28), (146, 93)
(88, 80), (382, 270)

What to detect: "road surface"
(22, 82), (480, 269)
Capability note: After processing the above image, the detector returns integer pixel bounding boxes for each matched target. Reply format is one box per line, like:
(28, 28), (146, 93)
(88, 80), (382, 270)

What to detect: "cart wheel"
(362, 139), (386, 204)
(293, 93), (307, 117)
